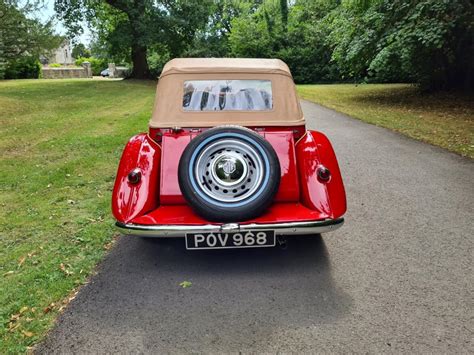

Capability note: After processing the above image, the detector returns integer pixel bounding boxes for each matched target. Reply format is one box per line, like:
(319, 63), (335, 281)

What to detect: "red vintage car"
(112, 58), (346, 249)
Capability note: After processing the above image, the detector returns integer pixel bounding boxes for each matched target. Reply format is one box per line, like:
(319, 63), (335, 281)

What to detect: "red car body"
(113, 58), (346, 244)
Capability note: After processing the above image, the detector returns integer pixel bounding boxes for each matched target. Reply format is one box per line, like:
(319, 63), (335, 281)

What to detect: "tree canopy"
(327, 0), (474, 90)
(54, 0), (473, 90)
(0, 0), (62, 78)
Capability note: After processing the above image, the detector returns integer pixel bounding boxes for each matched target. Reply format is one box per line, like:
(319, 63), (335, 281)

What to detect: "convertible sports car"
(112, 58), (346, 249)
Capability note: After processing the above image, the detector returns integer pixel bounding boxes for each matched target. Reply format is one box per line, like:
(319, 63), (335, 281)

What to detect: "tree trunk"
(280, 0), (288, 32)
(104, 0), (150, 78)
(130, 43), (150, 79)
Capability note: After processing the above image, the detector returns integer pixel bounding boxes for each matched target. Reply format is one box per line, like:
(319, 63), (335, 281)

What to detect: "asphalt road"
(37, 100), (474, 353)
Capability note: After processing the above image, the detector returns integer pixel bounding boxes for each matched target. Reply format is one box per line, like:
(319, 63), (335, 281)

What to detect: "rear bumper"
(115, 218), (344, 238)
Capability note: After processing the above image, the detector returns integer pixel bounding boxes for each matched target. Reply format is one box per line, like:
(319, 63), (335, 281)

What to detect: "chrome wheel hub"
(194, 138), (264, 203)
(212, 153), (247, 185)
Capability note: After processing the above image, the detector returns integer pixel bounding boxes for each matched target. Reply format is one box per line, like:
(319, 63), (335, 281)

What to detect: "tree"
(328, 0), (474, 90)
(0, 0), (62, 78)
(228, 1), (281, 58)
(185, 0), (261, 58)
(280, 0), (288, 32)
(55, 0), (211, 79)
(71, 43), (91, 58)
(228, 0), (474, 89)
(0, 0), (63, 79)
(228, 0), (339, 83)
(279, 0), (340, 83)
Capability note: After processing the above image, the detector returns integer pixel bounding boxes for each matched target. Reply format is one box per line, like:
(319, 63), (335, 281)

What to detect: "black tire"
(178, 126), (281, 222)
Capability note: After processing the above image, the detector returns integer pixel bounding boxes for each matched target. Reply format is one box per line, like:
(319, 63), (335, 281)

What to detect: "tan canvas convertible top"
(149, 58), (305, 128)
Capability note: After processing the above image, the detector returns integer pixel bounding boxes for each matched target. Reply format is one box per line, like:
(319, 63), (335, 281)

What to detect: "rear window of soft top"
(183, 80), (272, 111)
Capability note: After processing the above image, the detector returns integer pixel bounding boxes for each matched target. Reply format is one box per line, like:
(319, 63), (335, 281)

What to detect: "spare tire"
(178, 126), (281, 222)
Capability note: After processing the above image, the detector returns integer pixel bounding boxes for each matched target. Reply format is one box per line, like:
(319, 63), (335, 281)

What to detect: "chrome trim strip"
(115, 218), (344, 238)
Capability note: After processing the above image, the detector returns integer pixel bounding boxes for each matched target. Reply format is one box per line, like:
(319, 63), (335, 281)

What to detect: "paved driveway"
(37, 101), (474, 353)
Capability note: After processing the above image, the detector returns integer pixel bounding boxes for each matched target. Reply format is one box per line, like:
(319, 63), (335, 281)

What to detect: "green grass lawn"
(0, 80), (472, 352)
(0, 79), (156, 352)
(297, 84), (474, 158)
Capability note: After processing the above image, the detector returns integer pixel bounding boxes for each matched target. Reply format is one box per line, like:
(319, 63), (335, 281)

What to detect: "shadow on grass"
(348, 86), (474, 114)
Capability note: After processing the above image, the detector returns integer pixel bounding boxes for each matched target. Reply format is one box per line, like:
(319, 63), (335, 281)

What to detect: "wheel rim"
(194, 138), (265, 203)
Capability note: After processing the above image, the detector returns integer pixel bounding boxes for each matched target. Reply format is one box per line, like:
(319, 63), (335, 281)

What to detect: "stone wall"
(42, 62), (92, 79)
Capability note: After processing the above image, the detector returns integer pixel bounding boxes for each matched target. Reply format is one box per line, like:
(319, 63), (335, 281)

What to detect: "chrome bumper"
(115, 218), (344, 238)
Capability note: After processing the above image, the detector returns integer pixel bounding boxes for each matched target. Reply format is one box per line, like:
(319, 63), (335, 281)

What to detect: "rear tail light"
(128, 168), (142, 184)
(317, 165), (331, 182)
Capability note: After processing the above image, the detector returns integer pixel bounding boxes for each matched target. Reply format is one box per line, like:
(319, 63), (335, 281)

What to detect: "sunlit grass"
(0, 79), (156, 353)
(297, 84), (474, 158)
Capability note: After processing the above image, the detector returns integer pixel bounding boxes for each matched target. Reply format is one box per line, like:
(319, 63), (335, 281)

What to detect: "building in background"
(42, 40), (74, 65)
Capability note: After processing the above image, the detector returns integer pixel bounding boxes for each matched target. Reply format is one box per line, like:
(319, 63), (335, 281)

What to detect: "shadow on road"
(142, 234), (337, 277)
(38, 235), (353, 352)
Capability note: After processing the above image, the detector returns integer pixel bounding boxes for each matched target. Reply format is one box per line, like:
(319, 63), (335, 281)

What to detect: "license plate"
(185, 230), (276, 250)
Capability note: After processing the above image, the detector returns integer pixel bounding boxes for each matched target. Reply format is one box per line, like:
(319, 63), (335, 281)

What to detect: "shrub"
(75, 57), (108, 76)
(48, 63), (62, 68)
(4, 57), (42, 79)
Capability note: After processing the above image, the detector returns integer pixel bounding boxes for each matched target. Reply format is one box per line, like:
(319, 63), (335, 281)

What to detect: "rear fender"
(112, 134), (161, 223)
(295, 131), (346, 219)
(264, 131), (300, 202)
(159, 131), (191, 204)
